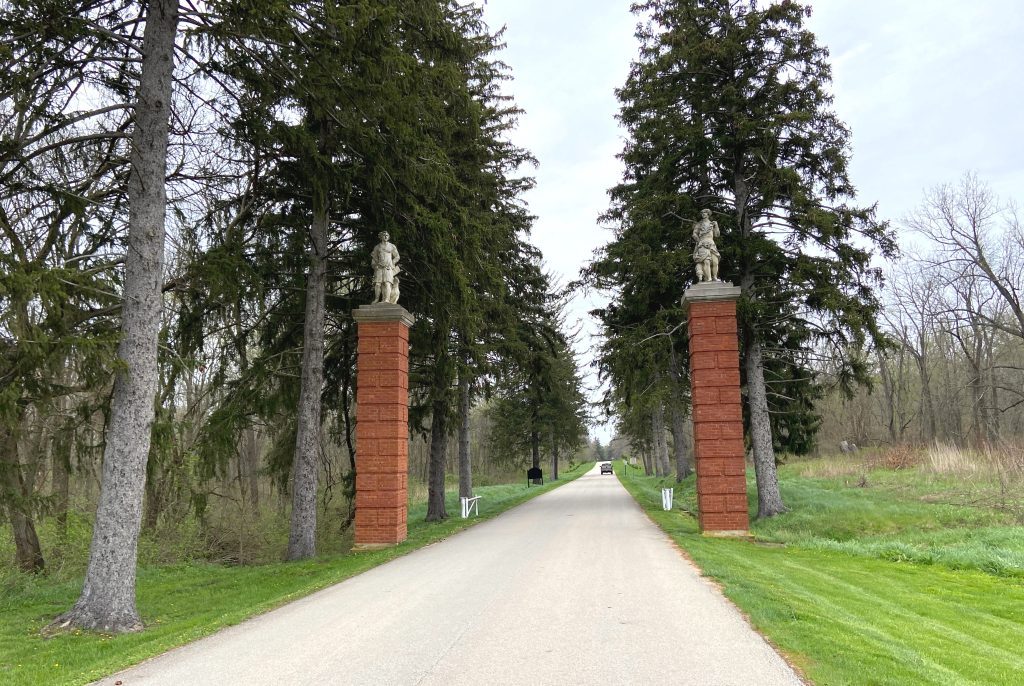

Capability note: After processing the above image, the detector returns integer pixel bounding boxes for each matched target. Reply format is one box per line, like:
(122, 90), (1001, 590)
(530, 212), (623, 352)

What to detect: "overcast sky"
(478, 0), (1024, 440)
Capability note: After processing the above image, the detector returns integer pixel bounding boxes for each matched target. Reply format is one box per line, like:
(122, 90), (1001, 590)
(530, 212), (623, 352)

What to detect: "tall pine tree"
(597, 0), (895, 516)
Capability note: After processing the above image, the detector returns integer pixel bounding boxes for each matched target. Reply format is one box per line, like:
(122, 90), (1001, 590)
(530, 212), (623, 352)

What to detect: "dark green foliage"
(486, 281), (590, 471)
(589, 0), (895, 459)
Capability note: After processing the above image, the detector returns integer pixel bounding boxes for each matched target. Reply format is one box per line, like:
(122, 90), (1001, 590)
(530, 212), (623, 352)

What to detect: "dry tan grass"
(794, 456), (871, 479)
(924, 441), (1024, 481)
(924, 442), (978, 475)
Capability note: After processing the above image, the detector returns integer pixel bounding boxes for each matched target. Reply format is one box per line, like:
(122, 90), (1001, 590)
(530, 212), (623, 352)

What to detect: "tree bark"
(743, 333), (786, 517)
(531, 429), (540, 470)
(915, 341), (937, 443)
(51, 0), (177, 633)
(287, 188), (329, 561)
(2, 422), (45, 573)
(551, 435), (559, 481)
(242, 426), (260, 511)
(667, 346), (692, 481)
(458, 373), (472, 499)
(669, 402), (691, 482)
(425, 399), (449, 521)
(877, 349), (899, 444)
(143, 468), (161, 531)
(52, 440), (70, 541)
(652, 404), (669, 477)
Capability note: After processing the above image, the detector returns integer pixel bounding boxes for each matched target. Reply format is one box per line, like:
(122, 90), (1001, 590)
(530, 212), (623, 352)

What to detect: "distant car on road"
(600, 462), (613, 475)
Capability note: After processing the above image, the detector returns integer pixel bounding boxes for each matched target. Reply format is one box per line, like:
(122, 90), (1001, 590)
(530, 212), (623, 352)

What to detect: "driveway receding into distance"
(96, 464), (803, 685)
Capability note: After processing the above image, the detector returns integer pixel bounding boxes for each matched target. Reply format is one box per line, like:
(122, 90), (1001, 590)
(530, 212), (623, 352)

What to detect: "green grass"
(0, 464), (589, 686)
(616, 460), (1024, 685)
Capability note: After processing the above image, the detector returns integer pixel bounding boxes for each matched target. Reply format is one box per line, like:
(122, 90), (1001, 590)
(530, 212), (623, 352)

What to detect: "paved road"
(98, 465), (803, 685)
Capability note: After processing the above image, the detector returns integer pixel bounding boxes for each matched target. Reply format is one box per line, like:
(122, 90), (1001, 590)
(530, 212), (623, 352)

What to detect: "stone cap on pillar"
(681, 281), (742, 313)
(352, 302), (415, 327)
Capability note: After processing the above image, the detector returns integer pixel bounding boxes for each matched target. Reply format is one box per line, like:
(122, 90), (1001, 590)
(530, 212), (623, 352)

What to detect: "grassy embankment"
(617, 453), (1024, 685)
(0, 463), (590, 686)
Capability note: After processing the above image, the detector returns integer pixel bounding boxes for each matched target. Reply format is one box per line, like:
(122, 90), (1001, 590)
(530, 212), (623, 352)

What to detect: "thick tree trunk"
(744, 333), (786, 518)
(458, 374), (472, 499)
(51, 0), (177, 633)
(287, 191), (329, 561)
(426, 400), (449, 521)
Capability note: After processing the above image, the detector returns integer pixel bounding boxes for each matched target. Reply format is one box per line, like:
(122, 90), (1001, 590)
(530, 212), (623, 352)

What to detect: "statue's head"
(700, 209), (711, 218)
(378, 231), (389, 242)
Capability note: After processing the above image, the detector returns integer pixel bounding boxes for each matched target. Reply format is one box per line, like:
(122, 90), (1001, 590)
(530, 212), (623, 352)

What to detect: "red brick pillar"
(681, 283), (750, 536)
(352, 303), (414, 549)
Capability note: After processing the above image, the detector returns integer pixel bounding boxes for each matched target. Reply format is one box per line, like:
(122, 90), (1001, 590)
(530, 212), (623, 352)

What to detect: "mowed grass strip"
(0, 463), (590, 686)
(616, 462), (1024, 685)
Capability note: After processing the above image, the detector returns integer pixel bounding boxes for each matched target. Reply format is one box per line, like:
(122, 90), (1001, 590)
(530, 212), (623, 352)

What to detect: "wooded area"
(0, 0), (588, 632)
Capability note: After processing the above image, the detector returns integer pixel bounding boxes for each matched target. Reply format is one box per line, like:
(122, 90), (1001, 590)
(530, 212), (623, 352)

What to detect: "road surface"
(97, 465), (803, 685)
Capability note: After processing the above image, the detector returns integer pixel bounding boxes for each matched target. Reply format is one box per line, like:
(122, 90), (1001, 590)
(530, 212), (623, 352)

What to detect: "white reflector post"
(662, 488), (674, 511)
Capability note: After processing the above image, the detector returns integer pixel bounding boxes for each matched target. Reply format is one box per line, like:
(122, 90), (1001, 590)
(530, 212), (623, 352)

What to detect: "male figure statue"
(371, 231), (401, 304)
(692, 209), (721, 282)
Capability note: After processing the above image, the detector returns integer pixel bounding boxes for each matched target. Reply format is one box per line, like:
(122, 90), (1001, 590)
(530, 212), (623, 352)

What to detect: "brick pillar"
(681, 282), (750, 536)
(352, 303), (414, 549)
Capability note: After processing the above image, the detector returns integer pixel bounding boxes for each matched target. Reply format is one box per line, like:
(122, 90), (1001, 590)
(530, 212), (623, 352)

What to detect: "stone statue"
(692, 209), (721, 282)
(371, 231), (401, 304)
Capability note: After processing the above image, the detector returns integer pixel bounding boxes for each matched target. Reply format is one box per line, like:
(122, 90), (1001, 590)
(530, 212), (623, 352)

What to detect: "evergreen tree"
(52, 0), (178, 633)
(597, 0), (895, 516)
(0, 0), (135, 574)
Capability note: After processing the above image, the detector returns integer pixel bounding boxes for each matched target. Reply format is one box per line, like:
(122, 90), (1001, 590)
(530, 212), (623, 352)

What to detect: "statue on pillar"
(371, 231), (401, 304)
(692, 209), (721, 282)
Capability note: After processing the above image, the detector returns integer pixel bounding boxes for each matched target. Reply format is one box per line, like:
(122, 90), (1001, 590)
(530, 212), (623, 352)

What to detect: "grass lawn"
(0, 463), (589, 686)
(616, 460), (1024, 685)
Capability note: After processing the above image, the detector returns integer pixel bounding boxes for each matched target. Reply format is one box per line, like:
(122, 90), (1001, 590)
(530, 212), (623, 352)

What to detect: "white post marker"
(661, 488), (674, 511)
(460, 496), (481, 519)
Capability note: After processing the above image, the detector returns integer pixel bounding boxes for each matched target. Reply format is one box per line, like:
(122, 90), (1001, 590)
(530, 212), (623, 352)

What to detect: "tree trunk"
(2, 422), (45, 573)
(242, 426), (260, 511)
(52, 441), (70, 541)
(551, 435), (559, 481)
(877, 350), (899, 444)
(669, 402), (691, 481)
(744, 333), (786, 517)
(425, 399), (449, 521)
(915, 345), (936, 443)
(287, 188), (329, 561)
(667, 346), (692, 480)
(652, 405), (669, 477)
(531, 429), (540, 470)
(458, 373), (472, 499)
(143, 469), (161, 531)
(51, 0), (177, 633)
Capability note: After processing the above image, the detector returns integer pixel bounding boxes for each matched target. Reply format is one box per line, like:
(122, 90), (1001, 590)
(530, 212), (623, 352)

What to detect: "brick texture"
(687, 297), (750, 534)
(354, 314), (411, 546)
